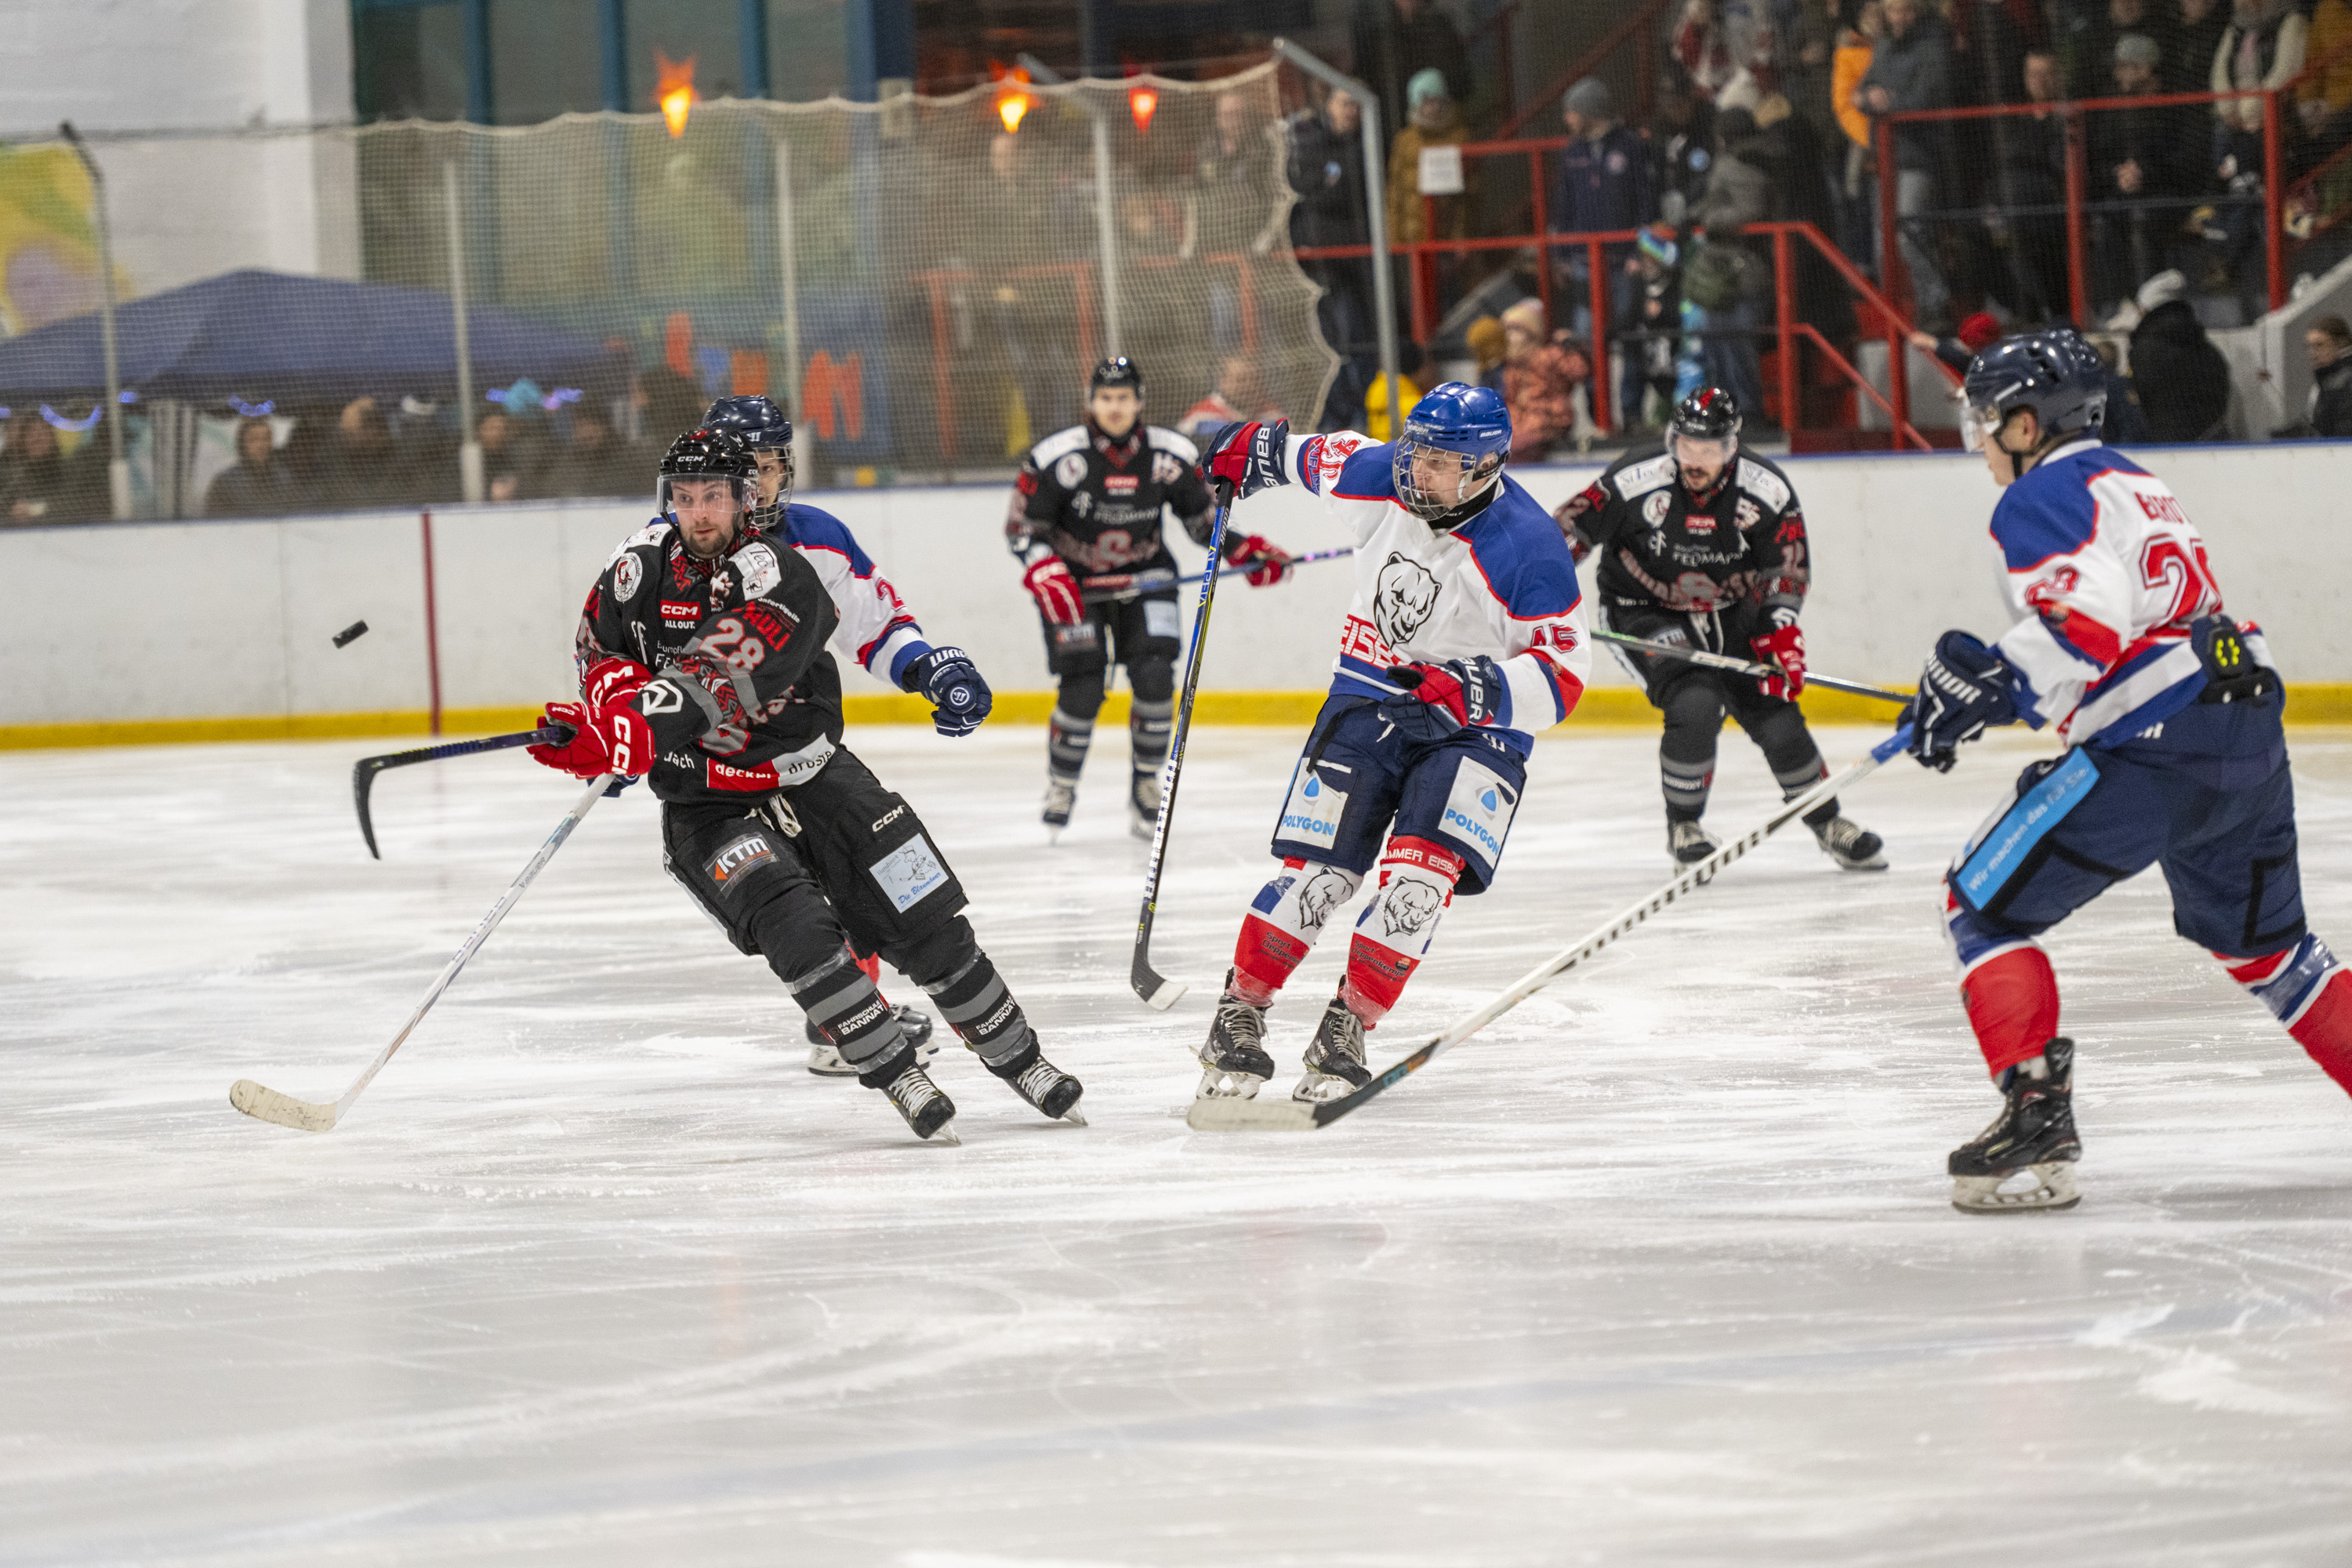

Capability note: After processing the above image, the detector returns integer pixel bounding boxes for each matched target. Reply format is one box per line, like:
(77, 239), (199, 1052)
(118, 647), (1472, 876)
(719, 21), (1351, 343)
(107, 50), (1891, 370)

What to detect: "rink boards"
(7, 441), (2350, 744)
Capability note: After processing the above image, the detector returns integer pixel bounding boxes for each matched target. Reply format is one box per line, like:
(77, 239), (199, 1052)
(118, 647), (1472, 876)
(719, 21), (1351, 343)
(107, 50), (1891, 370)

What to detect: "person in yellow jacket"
(1360, 360), (1426, 441)
(1386, 69), (1470, 245)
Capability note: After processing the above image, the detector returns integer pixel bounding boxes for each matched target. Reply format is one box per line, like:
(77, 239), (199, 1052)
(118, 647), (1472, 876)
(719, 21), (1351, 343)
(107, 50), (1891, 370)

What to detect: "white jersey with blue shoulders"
(770, 503), (934, 687)
(1986, 437), (2263, 745)
(1279, 429), (1589, 754)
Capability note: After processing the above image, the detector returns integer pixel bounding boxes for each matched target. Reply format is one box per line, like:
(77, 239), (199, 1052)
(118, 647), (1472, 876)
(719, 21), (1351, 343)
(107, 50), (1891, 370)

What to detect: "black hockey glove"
(1906, 630), (2018, 772)
(904, 645), (993, 739)
(1201, 419), (1290, 504)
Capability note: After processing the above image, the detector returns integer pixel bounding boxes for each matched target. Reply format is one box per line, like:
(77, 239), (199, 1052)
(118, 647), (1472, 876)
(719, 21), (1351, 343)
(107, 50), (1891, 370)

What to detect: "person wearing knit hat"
(1907, 309), (2006, 374)
(1554, 72), (1657, 427)
(1563, 76), (1613, 122)
(1387, 67), (1468, 248)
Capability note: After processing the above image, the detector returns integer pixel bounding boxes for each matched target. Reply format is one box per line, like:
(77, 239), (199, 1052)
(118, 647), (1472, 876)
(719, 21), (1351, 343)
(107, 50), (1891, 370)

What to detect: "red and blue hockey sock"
(1946, 884), (2060, 1078)
(1231, 857), (1365, 1004)
(2220, 935), (2352, 1097)
(1341, 837), (1465, 1025)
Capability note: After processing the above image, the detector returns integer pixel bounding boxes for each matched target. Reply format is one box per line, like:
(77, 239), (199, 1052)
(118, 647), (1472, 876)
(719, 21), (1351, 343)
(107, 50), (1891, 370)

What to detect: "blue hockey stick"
(1188, 724), (1918, 1129)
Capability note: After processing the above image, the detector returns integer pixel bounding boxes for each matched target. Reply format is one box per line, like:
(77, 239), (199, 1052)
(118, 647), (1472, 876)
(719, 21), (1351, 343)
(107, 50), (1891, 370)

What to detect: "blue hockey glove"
(1907, 630), (2017, 772)
(903, 645), (992, 738)
(1201, 419), (1290, 503)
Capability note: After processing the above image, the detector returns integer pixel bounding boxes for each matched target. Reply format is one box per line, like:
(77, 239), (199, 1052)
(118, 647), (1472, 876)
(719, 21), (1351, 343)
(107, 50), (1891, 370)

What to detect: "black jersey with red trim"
(1005, 422), (1218, 575)
(1554, 445), (1809, 619)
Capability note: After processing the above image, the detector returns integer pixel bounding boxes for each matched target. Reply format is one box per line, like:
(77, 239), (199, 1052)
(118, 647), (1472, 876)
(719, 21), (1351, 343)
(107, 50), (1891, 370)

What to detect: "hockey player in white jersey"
(1909, 330), (2352, 1212)
(1192, 384), (1590, 1102)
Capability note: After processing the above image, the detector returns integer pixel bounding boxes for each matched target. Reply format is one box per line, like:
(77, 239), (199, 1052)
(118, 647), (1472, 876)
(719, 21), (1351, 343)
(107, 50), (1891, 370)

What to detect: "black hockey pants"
(1044, 590), (1178, 795)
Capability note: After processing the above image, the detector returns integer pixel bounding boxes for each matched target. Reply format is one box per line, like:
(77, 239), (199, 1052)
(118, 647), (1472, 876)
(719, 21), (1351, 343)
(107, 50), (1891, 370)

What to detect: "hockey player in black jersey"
(527, 426), (1084, 1143)
(1007, 356), (1297, 838)
(1554, 388), (1885, 870)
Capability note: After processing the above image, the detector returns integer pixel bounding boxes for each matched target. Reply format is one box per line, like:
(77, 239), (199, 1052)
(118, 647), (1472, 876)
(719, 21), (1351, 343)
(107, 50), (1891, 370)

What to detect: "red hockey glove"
(1225, 532), (1294, 587)
(526, 698), (655, 780)
(1751, 622), (1806, 700)
(1385, 656), (1508, 730)
(584, 656), (652, 711)
(1200, 418), (1290, 503)
(1022, 554), (1086, 626)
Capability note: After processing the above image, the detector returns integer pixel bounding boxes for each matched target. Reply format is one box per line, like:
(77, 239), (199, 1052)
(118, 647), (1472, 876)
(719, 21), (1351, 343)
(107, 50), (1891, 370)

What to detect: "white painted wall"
(5, 441), (2347, 729)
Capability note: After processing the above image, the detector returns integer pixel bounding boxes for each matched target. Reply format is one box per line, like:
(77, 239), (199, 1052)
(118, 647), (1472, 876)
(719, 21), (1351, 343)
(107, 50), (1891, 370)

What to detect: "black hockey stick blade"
(354, 724), (569, 858)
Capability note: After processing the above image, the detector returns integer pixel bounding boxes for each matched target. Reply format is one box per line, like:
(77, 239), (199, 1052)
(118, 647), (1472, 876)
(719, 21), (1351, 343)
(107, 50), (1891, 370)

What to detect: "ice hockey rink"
(7, 720), (2352, 1566)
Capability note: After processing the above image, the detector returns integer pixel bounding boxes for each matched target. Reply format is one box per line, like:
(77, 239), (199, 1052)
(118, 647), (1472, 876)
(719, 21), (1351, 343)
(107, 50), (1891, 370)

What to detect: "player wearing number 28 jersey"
(1905, 330), (2352, 1213)
(1191, 384), (1589, 1104)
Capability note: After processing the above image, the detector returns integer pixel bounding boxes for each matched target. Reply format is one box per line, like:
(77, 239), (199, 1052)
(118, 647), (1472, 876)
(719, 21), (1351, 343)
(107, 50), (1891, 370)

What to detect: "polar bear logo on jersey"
(1295, 867), (1353, 931)
(1374, 554), (1442, 646)
(1379, 873), (1445, 938)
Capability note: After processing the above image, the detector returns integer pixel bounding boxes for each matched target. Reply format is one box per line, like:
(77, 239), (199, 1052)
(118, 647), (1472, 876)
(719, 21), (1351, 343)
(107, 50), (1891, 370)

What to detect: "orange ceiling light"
(1127, 82), (1158, 134)
(656, 50), (697, 137)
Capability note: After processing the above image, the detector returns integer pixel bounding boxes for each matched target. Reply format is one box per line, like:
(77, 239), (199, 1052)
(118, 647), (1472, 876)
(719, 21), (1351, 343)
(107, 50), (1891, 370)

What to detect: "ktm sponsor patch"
(704, 832), (775, 894)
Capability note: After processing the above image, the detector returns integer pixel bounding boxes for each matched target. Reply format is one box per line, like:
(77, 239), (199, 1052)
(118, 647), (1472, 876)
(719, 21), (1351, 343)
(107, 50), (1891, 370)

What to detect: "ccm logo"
(872, 804), (906, 833)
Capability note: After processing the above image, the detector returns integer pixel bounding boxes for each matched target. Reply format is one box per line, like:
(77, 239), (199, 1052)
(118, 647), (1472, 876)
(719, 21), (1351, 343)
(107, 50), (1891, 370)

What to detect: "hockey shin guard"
(1343, 837), (1465, 1025)
(1947, 887), (2060, 1078)
(1659, 685), (1722, 822)
(1047, 707), (1094, 786)
(909, 919), (1033, 1069)
(789, 947), (906, 1071)
(1130, 696), (1174, 796)
(1755, 707), (1838, 828)
(1232, 858), (1365, 1004)
(2221, 935), (2352, 1097)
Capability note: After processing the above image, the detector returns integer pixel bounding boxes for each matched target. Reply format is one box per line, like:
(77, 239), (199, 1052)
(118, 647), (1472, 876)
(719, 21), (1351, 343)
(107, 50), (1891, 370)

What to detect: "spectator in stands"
(2278, 314), (2352, 436)
(1466, 314), (1509, 391)
(2069, 0), (2151, 101)
(635, 367), (706, 448)
(203, 417), (297, 518)
(1831, 0), (1882, 263)
(2090, 34), (2190, 313)
(1497, 297), (1589, 459)
(1287, 85), (1377, 430)
(2128, 268), (2234, 440)
(1652, 70), (1718, 228)
(2298, 0), (2352, 201)
(1349, 0), (1472, 142)
(2168, 0), (2232, 96)
(1388, 70), (1470, 249)
(1361, 343), (1427, 441)
(1989, 49), (2072, 323)
(1554, 76), (1656, 428)
(1192, 92), (1287, 354)
(1908, 308), (2005, 371)
(1634, 227), (1687, 422)
(1178, 358), (1281, 445)
(477, 410), (549, 503)
(554, 405), (643, 499)
(1860, 0), (1956, 326)
(1675, 0), (1762, 103)
(0, 412), (98, 523)
(2087, 332), (2153, 441)
(2209, 0), (2306, 314)
(320, 397), (413, 511)
(1686, 106), (1774, 420)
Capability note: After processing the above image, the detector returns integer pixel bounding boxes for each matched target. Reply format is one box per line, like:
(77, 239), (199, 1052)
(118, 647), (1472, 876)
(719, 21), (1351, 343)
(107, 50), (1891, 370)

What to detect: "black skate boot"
(1668, 818), (1722, 866)
(858, 1047), (959, 1144)
(807, 1005), (936, 1075)
(1948, 1037), (2081, 1213)
(985, 1033), (1087, 1125)
(1295, 990), (1373, 1103)
(1198, 969), (1277, 1098)
(1812, 814), (1888, 871)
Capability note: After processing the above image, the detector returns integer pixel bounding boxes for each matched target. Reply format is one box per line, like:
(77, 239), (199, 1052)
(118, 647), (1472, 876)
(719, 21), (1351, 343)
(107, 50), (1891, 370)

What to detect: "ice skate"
(1128, 768), (1163, 842)
(1043, 778), (1076, 840)
(1668, 818), (1722, 866)
(987, 1036), (1087, 1125)
(865, 1054), (959, 1144)
(1294, 990), (1372, 1102)
(806, 1005), (937, 1076)
(1197, 971), (1276, 1098)
(1812, 814), (1888, 871)
(1949, 1037), (2081, 1213)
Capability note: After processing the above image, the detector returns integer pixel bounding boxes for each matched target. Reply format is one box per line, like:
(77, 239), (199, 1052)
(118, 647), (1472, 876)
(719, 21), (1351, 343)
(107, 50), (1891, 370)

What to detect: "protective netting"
(0, 63), (1335, 522)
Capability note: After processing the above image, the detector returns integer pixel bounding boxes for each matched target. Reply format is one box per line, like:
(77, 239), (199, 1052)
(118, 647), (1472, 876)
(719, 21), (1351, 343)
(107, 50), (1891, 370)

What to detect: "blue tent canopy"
(0, 268), (622, 405)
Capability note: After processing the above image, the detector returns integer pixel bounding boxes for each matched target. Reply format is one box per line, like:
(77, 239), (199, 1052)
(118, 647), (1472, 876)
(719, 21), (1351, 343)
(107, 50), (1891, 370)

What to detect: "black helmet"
(1669, 387), (1742, 442)
(701, 394), (794, 517)
(657, 426), (757, 549)
(1090, 356), (1145, 398)
(1961, 329), (2106, 458)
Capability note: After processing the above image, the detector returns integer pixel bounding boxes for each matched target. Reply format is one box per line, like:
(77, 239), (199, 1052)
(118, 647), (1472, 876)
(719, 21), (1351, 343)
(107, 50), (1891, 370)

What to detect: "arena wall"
(5, 440), (2347, 745)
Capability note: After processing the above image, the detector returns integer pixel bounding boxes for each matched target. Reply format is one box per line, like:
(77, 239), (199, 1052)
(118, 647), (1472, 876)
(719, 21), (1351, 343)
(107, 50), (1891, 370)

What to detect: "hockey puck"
(332, 620), (369, 648)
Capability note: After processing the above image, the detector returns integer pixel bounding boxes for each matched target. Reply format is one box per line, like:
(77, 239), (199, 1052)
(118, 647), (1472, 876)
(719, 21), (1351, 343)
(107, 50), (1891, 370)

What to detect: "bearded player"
(1555, 387), (1883, 870)
(1911, 330), (2352, 1211)
(528, 426), (1084, 1143)
(1190, 384), (1589, 1102)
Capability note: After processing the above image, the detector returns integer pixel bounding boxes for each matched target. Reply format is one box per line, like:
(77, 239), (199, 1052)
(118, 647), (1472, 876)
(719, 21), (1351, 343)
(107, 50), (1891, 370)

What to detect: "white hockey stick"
(1187, 726), (1915, 1131)
(230, 771), (616, 1132)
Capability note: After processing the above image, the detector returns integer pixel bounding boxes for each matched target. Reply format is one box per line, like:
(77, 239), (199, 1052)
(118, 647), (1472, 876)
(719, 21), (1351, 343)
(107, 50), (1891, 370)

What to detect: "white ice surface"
(6, 723), (2352, 1566)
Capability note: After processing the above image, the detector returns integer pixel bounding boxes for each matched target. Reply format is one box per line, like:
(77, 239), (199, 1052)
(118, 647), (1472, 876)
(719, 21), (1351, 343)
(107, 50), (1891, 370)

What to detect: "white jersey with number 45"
(1281, 430), (1590, 756)
(1986, 436), (2267, 745)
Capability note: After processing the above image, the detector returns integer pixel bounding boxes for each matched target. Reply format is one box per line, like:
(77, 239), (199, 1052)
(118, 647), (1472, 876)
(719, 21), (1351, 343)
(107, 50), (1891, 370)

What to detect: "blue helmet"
(1393, 382), (1512, 522)
(1960, 329), (2106, 456)
(702, 394), (793, 517)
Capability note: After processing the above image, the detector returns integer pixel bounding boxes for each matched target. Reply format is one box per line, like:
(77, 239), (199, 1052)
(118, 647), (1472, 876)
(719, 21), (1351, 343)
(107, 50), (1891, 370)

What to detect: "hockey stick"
(355, 724), (572, 859)
(1081, 546), (1356, 604)
(1594, 629), (1913, 705)
(1130, 495), (1237, 1010)
(232, 770), (616, 1132)
(1186, 724), (1916, 1131)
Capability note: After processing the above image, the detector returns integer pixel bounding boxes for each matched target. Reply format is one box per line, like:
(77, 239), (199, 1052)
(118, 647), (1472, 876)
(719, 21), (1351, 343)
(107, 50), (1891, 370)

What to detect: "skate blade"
(1291, 1069), (1363, 1104)
(1828, 849), (1890, 872)
(1058, 1107), (1089, 1127)
(230, 1079), (338, 1132)
(1196, 1066), (1266, 1100)
(1951, 1163), (2080, 1213)
(922, 1117), (961, 1147)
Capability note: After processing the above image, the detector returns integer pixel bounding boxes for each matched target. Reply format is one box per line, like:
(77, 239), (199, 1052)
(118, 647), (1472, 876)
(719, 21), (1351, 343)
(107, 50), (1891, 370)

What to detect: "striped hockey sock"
(2222, 935), (2352, 1097)
(1342, 837), (1464, 1025)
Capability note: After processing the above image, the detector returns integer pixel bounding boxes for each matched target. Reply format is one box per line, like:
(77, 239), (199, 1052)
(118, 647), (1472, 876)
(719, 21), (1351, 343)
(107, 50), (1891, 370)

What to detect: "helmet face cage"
(1961, 332), (2106, 455)
(1393, 423), (1506, 521)
(656, 426), (759, 537)
(699, 396), (793, 512)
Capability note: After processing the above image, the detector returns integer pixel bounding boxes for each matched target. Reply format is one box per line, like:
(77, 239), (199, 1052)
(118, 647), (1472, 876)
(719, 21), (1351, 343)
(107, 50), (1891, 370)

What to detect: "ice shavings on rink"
(4, 724), (2352, 1565)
